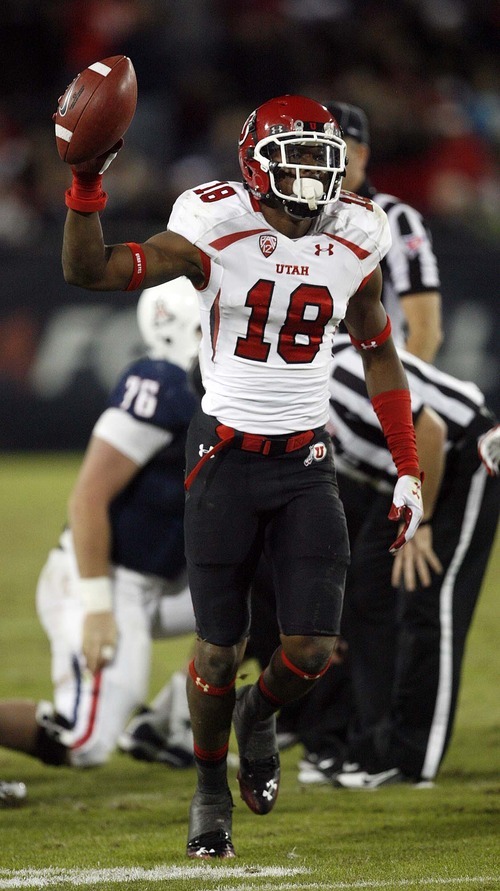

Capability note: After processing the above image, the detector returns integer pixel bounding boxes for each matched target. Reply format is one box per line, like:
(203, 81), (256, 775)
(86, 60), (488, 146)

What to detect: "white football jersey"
(168, 182), (391, 433)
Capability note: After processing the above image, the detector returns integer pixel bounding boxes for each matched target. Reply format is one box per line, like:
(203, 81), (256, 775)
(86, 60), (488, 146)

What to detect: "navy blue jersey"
(102, 356), (199, 577)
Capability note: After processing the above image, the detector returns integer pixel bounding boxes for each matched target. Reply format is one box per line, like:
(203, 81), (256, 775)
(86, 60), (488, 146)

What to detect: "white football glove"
(388, 474), (424, 554)
(477, 425), (500, 477)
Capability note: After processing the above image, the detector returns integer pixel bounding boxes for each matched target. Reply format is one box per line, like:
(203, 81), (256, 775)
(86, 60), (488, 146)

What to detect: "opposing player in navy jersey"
(58, 94), (424, 858)
(326, 101), (443, 363)
(0, 278), (200, 769)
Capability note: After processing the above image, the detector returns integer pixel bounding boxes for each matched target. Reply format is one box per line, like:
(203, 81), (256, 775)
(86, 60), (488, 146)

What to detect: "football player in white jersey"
(59, 94), (424, 858)
(0, 279), (200, 770)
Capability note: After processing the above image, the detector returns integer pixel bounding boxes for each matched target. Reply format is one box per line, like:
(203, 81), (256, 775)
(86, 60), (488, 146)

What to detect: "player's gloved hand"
(77, 577), (118, 673)
(388, 474), (424, 553)
(477, 424), (500, 476)
(64, 139), (124, 212)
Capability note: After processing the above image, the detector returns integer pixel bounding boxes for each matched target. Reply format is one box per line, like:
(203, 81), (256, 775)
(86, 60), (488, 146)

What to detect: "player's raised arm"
(62, 192), (203, 292)
(54, 56), (204, 292)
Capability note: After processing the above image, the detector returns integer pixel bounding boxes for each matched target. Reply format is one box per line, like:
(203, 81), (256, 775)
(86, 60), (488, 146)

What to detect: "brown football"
(54, 55), (137, 165)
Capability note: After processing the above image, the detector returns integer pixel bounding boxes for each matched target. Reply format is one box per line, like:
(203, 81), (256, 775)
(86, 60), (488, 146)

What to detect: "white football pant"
(35, 540), (195, 767)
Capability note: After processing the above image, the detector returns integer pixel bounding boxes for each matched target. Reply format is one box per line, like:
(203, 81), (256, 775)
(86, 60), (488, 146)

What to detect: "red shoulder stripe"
(326, 233), (371, 260)
(209, 228), (269, 251)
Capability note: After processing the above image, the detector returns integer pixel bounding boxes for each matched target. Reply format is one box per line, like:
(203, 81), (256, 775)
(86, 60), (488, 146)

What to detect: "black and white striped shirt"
(329, 338), (486, 493)
(373, 192), (441, 348)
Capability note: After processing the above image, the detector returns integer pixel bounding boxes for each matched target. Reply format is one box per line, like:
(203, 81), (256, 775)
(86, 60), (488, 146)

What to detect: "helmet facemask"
(255, 128), (346, 218)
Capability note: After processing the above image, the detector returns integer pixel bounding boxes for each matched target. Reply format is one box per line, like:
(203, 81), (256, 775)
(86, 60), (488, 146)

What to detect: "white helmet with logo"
(136, 277), (201, 370)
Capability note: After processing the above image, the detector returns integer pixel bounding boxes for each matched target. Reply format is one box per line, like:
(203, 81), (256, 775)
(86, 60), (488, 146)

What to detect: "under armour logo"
(315, 244), (334, 256)
(199, 443), (214, 458)
(304, 442), (327, 466)
(195, 676), (210, 693)
(263, 779), (278, 800)
(360, 340), (378, 350)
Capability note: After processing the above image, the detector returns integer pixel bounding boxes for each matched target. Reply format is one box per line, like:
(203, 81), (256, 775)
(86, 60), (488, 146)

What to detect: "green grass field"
(0, 454), (498, 891)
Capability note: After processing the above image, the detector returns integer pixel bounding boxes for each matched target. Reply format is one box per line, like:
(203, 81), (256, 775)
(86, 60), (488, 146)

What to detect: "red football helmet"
(238, 95), (346, 218)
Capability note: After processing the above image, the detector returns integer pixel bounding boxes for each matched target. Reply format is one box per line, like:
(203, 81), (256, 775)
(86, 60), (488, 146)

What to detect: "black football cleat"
(233, 685), (280, 815)
(186, 829), (235, 860)
(237, 753), (280, 815)
(186, 788), (235, 859)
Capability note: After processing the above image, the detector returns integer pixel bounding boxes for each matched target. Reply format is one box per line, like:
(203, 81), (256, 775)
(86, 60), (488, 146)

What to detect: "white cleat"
(0, 781), (27, 806)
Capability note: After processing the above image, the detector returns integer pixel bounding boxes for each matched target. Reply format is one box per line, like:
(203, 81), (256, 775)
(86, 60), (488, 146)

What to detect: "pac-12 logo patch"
(259, 234), (277, 257)
(304, 441), (327, 466)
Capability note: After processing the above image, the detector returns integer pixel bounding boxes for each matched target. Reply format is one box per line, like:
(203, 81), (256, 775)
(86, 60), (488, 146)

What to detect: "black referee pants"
(339, 428), (499, 779)
(250, 429), (499, 780)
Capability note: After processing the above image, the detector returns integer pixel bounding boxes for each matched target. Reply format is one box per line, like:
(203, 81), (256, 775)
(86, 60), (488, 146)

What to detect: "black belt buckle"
(265, 437), (289, 457)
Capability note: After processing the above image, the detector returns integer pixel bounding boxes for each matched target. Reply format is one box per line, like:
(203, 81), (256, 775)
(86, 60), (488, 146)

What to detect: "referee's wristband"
(76, 576), (113, 613)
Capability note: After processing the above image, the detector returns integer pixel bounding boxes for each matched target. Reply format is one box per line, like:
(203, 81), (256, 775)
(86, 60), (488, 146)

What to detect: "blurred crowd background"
(0, 0), (499, 447)
(2, 0), (499, 238)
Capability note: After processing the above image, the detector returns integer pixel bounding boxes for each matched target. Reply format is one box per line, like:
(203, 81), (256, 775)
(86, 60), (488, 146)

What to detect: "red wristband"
(371, 388), (420, 478)
(350, 315), (391, 351)
(124, 242), (146, 291)
(65, 172), (108, 213)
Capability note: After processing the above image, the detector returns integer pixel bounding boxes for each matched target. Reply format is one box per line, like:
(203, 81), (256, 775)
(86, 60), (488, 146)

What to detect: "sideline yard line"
(0, 869), (498, 890)
(0, 865), (304, 889)
(211, 880), (500, 891)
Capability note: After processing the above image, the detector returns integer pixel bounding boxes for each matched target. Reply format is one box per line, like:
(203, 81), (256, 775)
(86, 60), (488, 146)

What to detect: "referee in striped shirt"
(326, 101), (443, 364)
(320, 339), (499, 787)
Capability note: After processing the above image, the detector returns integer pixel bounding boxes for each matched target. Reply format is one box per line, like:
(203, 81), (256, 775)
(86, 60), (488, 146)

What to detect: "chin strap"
(282, 199), (321, 220)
